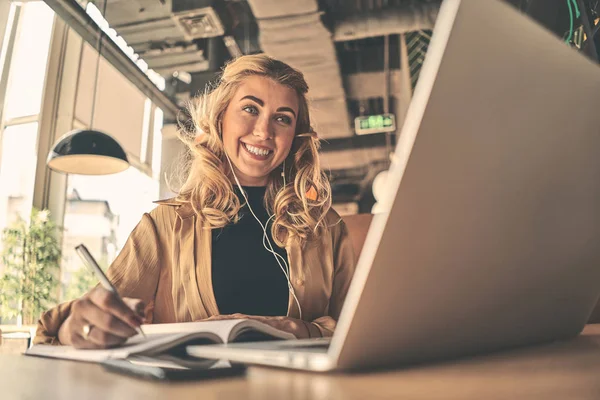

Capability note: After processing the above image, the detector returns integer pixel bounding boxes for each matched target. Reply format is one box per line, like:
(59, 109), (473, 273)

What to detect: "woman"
(34, 54), (356, 349)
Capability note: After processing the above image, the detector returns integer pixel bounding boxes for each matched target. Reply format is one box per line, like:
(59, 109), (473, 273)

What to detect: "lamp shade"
(47, 129), (129, 175)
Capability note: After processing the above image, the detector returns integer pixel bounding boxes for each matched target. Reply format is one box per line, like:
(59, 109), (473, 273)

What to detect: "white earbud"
(224, 153), (303, 320)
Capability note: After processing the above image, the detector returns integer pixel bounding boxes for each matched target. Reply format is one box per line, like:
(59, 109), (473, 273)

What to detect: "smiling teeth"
(245, 143), (271, 157)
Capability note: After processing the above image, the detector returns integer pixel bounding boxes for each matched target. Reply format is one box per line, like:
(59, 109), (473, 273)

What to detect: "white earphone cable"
(225, 154), (303, 320)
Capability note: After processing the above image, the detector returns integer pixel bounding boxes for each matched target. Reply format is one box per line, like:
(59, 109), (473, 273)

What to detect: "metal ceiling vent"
(173, 7), (225, 40)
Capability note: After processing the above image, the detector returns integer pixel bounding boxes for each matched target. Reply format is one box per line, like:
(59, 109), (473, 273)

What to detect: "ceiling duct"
(333, 3), (439, 42)
(112, 1), (227, 44)
(108, 0), (229, 75)
(113, 17), (183, 45)
(143, 45), (208, 75)
(246, 0), (353, 139)
(172, 7), (225, 40)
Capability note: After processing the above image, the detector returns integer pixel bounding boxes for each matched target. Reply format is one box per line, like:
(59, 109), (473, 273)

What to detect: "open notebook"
(25, 319), (295, 368)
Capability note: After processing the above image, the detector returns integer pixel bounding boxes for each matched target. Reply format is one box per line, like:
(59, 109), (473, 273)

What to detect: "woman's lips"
(241, 141), (273, 161)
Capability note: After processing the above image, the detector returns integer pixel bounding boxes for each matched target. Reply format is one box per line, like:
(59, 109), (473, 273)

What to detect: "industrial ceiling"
(44, 0), (600, 211)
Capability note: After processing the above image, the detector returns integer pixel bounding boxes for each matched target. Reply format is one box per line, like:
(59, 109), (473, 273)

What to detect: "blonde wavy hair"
(174, 54), (332, 247)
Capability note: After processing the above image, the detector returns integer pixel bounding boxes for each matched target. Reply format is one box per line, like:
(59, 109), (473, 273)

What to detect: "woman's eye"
(276, 115), (292, 125)
(242, 105), (258, 115)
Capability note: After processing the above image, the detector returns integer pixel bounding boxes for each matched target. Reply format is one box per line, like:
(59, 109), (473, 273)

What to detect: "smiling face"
(221, 75), (299, 186)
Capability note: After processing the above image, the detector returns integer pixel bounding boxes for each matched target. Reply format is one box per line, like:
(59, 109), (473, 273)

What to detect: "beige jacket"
(34, 200), (356, 344)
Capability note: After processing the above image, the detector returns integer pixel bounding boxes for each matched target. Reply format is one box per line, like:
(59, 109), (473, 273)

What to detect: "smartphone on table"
(101, 358), (247, 382)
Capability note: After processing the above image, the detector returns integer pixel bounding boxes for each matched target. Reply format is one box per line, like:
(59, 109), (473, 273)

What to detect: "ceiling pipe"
(333, 3), (439, 42)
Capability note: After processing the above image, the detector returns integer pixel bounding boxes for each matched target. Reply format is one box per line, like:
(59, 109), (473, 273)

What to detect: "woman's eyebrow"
(241, 95), (297, 118)
(277, 107), (297, 119)
(241, 95), (264, 106)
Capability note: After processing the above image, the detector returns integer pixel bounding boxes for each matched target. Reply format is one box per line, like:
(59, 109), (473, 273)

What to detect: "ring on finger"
(82, 324), (93, 340)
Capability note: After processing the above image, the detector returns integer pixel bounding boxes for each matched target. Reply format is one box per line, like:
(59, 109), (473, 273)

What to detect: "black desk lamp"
(47, 0), (129, 175)
(47, 130), (128, 175)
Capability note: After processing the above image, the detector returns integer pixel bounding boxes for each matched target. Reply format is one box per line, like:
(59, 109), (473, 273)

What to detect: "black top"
(211, 186), (289, 316)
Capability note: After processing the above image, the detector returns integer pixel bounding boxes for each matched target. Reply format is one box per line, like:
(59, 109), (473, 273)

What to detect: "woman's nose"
(253, 117), (273, 140)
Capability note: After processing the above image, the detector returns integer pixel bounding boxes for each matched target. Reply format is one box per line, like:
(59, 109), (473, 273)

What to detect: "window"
(152, 108), (164, 180)
(0, 2), (54, 325)
(0, 2), (169, 321)
(0, 1), (54, 237)
(3, 2), (54, 121)
(0, 122), (38, 232)
(61, 167), (160, 301)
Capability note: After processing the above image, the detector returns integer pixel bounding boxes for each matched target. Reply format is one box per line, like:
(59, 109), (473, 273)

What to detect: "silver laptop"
(187, 0), (600, 372)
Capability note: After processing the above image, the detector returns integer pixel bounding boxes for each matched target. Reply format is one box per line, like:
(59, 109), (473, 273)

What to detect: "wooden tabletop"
(3, 325), (600, 400)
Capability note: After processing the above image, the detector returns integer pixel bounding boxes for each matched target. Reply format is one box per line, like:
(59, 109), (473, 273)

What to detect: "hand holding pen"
(57, 244), (146, 349)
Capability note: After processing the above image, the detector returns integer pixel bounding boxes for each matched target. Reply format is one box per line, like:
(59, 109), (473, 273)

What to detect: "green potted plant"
(0, 209), (61, 326)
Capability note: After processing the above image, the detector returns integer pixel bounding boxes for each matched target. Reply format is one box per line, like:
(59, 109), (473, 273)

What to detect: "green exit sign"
(354, 113), (396, 135)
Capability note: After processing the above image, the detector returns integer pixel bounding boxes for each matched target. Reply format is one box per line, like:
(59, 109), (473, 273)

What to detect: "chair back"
(341, 213), (374, 258)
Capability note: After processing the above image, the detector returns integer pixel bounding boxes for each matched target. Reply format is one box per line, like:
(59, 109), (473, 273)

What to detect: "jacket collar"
(154, 198), (196, 219)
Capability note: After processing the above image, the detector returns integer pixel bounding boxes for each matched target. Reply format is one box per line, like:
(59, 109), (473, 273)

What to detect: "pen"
(75, 243), (146, 338)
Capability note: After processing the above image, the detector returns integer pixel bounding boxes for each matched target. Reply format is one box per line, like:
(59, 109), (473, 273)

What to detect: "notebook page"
(132, 319), (246, 343)
(25, 319), (247, 362)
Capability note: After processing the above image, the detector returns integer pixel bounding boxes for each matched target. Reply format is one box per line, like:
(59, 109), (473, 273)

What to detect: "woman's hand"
(205, 313), (310, 339)
(58, 286), (145, 349)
